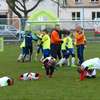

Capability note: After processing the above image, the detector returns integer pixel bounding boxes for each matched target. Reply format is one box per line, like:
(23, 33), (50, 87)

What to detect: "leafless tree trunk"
(6, 0), (43, 30)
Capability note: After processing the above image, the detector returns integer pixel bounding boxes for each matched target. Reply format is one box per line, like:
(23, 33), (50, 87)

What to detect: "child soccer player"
(41, 29), (50, 58)
(42, 56), (56, 78)
(19, 72), (40, 80)
(57, 30), (76, 67)
(17, 35), (31, 62)
(17, 24), (38, 62)
(65, 30), (76, 67)
(0, 76), (14, 87)
(35, 32), (44, 61)
(37, 39), (43, 56)
(77, 57), (100, 80)
(57, 29), (67, 66)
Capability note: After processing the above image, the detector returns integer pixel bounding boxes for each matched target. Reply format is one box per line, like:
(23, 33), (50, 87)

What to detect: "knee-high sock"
(67, 58), (70, 66)
(17, 54), (23, 60)
(57, 58), (66, 65)
(71, 57), (75, 65)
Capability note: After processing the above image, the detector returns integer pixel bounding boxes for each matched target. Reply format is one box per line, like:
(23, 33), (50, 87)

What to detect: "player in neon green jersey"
(57, 30), (76, 67)
(41, 29), (50, 58)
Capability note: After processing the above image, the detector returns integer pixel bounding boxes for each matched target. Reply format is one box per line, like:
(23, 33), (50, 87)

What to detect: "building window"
(92, 12), (100, 20)
(72, 12), (80, 20)
(91, 0), (99, 2)
(75, 0), (81, 3)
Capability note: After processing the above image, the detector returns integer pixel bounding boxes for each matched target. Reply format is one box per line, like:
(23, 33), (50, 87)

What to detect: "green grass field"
(0, 42), (100, 100)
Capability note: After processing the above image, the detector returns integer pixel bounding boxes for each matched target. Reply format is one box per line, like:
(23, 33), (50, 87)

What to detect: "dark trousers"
(62, 50), (66, 58)
(28, 46), (33, 56)
(51, 44), (61, 59)
(22, 47), (29, 62)
(45, 65), (55, 76)
(22, 45), (33, 62)
(77, 45), (84, 64)
(37, 44), (43, 54)
(65, 48), (75, 59)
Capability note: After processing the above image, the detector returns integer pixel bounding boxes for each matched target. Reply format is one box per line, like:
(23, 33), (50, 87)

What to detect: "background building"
(0, 0), (100, 29)
(59, 0), (100, 21)
(0, 0), (9, 24)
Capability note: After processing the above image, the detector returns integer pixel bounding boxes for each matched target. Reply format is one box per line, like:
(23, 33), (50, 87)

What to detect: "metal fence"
(27, 20), (100, 42)
(0, 18), (100, 42)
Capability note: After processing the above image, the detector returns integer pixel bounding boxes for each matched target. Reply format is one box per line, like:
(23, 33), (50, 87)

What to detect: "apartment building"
(0, 0), (100, 29)
(0, 0), (9, 24)
(59, 0), (100, 20)
(0, 0), (100, 21)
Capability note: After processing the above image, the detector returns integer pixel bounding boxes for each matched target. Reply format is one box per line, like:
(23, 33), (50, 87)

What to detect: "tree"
(51, 0), (67, 7)
(6, 0), (43, 30)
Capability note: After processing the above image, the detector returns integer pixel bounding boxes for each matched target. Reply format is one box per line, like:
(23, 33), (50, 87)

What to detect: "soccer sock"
(40, 56), (44, 62)
(57, 58), (66, 65)
(71, 57), (75, 65)
(67, 58), (70, 66)
(80, 71), (85, 80)
(17, 54), (23, 60)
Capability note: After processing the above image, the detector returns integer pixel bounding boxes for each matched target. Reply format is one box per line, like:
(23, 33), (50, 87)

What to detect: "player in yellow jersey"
(57, 30), (76, 67)
(65, 30), (76, 67)
(57, 30), (67, 66)
(41, 29), (50, 58)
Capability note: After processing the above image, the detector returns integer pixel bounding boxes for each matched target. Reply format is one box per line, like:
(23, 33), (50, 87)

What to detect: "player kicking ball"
(77, 58), (100, 80)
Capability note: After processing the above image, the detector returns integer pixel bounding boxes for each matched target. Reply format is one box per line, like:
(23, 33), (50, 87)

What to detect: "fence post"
(0, 37), (4, 52)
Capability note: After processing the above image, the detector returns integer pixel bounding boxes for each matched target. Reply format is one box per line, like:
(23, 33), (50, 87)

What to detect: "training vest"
(75, 32), (86, 45)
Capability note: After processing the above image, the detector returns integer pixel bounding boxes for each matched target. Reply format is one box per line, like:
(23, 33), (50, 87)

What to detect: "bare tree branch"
(22, 0), (27, 11)
(6, 0), (44, 29)
(6, 0), (22, 18)
(27, 0), (43, 13)
(16, 0), (24, 8)
(15, 4), (24, 12)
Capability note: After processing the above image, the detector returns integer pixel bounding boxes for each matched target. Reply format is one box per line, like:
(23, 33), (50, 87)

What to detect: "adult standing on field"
(74, 25), (86, 65)
(50, 24), (62, 59)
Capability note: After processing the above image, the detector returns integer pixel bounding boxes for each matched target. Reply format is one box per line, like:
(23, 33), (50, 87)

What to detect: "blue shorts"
(65, 48), (75, 58)
(43, 49), (50, 58)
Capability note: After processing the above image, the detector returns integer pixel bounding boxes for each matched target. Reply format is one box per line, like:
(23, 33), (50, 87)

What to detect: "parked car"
(0, 25), (18, 36)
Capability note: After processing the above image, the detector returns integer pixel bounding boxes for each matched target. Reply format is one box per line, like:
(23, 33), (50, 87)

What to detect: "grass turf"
(0, 42), (100, 100)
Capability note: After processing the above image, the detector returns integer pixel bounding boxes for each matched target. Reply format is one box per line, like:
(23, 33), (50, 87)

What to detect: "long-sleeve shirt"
(61, 37), (67, 50)
(51, 30), (62, 44)
(42, 34), (50, 49)
(82, 58), (100, 70)
(66, 36), (74, 48)
(61, 36), (74, 50)
(75, 32), (86, 46)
